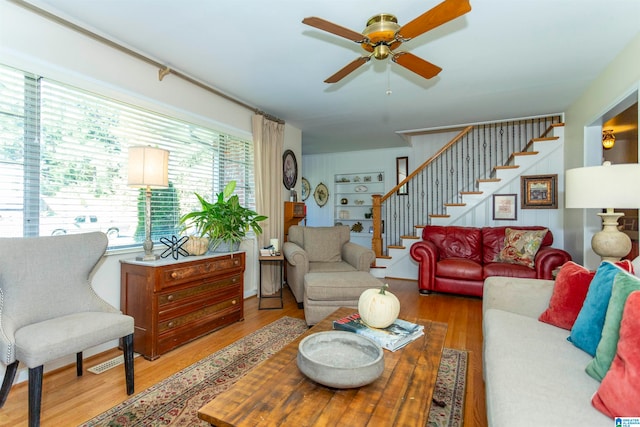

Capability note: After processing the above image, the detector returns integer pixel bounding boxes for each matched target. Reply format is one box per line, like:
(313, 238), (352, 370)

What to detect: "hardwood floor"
(1, 278), (487, 427)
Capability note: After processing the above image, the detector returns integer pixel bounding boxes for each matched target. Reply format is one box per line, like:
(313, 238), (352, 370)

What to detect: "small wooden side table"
(258, 254), (284, 309)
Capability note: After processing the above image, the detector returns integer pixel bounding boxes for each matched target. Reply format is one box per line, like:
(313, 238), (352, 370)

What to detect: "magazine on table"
(332, 312), (424, 351)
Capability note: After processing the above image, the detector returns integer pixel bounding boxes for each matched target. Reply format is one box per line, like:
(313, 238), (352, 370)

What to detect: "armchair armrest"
(282, 241), (309, 304)
(410, 240), (439, 293)
(534, 246), (572, 279)
(341, 242), (375, 271)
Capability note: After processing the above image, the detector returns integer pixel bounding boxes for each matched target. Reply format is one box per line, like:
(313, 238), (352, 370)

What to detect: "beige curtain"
(253, 114), (285, 294)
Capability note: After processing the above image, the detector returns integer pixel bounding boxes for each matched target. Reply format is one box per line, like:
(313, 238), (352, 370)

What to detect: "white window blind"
(0, 63), (255, 249)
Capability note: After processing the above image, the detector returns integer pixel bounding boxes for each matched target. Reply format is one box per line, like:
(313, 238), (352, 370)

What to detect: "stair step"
(401, 235), (419, 240)
(477, 178), (501, 183)
(429, 214), (450, 218)
(508, 151), (539, 165)
(460, 191), (483, 195)
(388, 245), (404, 249)
(494, 165), (519, 170)
(444, 203), (466, 207)
(525, 136), (559, 151)
(376, 255), (392, 260)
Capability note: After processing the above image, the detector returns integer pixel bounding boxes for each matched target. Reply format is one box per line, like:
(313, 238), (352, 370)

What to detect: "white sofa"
(482, 276), (611, 426)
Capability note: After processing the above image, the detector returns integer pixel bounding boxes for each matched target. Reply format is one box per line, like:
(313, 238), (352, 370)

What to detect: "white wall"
(302, 147), (409, 226)
(0, 1), (302, 382)
(564, 33), (640, 268)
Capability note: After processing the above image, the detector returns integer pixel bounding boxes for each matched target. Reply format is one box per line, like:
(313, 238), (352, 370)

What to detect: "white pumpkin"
(358, 283), (400, 328)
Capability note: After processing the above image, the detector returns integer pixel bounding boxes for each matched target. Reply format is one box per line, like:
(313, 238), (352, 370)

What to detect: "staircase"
(371, 119), (565, 280)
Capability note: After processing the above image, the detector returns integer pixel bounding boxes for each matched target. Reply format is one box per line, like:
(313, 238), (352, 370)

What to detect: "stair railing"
(372, 116), (562, 257)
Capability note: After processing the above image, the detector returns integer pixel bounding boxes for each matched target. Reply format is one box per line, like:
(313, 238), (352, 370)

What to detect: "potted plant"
(179, 181), (267, 253)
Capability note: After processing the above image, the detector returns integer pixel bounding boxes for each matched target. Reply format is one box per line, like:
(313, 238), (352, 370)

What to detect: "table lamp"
(565, 161), (640, 261)
(128, 146), (169, 261)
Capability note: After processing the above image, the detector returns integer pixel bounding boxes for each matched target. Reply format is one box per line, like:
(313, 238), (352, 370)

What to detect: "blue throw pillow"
(569, 262), (627, 355)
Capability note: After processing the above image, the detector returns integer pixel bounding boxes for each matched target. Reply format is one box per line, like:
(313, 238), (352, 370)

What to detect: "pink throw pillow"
(592, 290), (640, 418)
(538, 261), (595, 330)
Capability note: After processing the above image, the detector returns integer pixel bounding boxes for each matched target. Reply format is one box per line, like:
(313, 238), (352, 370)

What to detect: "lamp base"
(592, 211), (631, 262)
(137, 253), (160, 262)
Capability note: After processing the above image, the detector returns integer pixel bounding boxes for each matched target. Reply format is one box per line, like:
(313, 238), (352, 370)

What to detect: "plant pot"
(209, 239), (241, 253)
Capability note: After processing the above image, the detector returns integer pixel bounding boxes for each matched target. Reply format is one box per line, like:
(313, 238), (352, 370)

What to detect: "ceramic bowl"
(297, 331), (384, 389)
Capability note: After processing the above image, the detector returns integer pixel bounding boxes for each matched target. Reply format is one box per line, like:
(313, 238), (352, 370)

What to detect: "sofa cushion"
(304, 271), (381, 301)
(436, 258), (483, 280)
(569, 261), (633, 356)
(303, 227), (346, 262)
(484, 308), (609, 426)
(592, 290), (640, 418)
(422, 225), (482, 263)
(483, 262), (537, 279)
(482, 226), (553, 264)
(494, 228), (548, 268)
(586, 271), (640, 381)
(538, 261), (595, 330)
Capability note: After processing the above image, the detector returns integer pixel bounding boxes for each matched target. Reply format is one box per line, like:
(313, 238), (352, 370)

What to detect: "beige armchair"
(283, 225), (375, 306)
(0, 232), (134, 427)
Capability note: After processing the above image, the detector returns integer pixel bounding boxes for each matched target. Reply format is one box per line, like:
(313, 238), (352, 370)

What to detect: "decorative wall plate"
(314, 182), (329, 207)
(283, 149), (297, 190)
(301, 177), (310, 201)
(355, 185), (368, 192)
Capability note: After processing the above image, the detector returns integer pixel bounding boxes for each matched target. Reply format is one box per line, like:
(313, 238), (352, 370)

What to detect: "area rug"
(81, 317), (467, 427)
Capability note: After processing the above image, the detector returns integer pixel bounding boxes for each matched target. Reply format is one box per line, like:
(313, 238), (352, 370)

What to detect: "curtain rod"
(10, 0), (285, 124)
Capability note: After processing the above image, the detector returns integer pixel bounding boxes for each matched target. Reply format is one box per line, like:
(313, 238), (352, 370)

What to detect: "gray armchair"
(0, 232), (134, 427)
(283, 225), (375, 306)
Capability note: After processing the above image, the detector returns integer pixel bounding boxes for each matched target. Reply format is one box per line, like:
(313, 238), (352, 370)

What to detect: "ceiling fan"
(302, 0), (471, 83)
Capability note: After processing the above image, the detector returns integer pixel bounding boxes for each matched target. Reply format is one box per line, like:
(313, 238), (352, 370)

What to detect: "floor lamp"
(128, 146), (169, 261)
(565, 161), (640, 262)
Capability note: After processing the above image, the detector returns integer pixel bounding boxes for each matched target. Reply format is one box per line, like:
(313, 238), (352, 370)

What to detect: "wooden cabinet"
(120, 252), (245, 360)
(284, 201), (305, 242)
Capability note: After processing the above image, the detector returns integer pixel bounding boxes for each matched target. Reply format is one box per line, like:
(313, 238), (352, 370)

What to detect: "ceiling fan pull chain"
(386, 62), (393, 96)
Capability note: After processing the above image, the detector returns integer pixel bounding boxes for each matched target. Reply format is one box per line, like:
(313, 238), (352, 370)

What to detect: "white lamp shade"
(565, 162), (640, 209)
(128, 146), (169, 188)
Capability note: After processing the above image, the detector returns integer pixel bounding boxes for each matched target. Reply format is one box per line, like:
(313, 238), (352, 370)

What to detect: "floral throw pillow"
(494, 228), (548, 269)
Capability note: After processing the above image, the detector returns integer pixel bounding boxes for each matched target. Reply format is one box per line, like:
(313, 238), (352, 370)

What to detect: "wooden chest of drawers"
(120, 252), (245, 360)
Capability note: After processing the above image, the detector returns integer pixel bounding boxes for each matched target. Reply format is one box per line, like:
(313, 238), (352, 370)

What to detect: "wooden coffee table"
(198, 307), (447, 426)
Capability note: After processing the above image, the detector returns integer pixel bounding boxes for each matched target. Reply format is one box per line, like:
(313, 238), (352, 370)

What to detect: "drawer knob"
(171, 272), (178, 279)
(167, 295), (174, 301)
(232, 300), (237, 305)
(168, 321), (175, 328)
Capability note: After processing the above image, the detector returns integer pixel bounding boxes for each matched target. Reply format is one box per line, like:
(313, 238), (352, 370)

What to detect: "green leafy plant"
(179, 181), (267, 251)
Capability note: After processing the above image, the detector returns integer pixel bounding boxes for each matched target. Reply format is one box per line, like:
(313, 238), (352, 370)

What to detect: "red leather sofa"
(410, 225), (571, 297)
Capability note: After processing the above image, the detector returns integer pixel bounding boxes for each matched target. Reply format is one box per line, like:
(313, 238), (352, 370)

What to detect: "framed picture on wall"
(521, 174), (558, 209)
(283, 150), (298, 190)
(493, 194), (517, 220)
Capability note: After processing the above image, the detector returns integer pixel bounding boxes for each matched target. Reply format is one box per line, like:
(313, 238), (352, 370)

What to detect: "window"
(0, 63), (255, 249)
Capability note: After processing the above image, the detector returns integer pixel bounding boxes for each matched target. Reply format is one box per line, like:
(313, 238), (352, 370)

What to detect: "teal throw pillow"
(569, 262), (628, 356)
(585, 271), (640, 381)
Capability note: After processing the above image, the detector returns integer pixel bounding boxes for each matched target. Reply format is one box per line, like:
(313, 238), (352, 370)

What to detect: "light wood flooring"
(0, 278), (487, 426)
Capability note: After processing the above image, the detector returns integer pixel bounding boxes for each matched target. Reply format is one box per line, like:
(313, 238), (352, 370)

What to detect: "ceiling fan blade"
(302, 17), (368, 43)
(325, 56), (371, 83)
(396, 0), (471, 41)
(392, 52), (442, 79)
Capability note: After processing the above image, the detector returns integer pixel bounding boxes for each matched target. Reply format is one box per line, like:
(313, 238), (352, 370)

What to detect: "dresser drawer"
(159, 255), (243, 289)
(158, 274), (241, 308)
(158, 293), (241, 333)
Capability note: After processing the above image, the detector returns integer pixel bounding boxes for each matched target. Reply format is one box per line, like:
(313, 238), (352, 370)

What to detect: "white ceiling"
(22, 0), (640, 154)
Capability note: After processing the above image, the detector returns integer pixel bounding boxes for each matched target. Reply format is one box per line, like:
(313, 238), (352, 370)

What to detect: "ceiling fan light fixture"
(373, 44), (392, 60)
(363, 13), (400, 45)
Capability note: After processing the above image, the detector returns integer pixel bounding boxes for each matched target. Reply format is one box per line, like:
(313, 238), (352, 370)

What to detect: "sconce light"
(128, 146), (169, 261)
(602, 129), (615, 149)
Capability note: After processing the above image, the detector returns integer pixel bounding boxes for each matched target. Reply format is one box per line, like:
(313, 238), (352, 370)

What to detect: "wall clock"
(314, 182), (329, 207)
(283, 149), (297, 190)
(301, 177), (310, 201)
